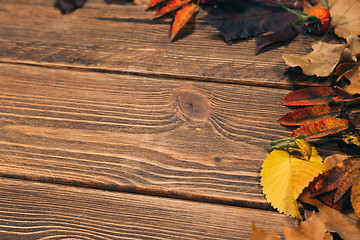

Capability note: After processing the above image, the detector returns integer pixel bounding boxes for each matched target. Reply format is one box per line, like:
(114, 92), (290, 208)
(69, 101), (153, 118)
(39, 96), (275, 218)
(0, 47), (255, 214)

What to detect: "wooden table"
(0, 0), (321, 238)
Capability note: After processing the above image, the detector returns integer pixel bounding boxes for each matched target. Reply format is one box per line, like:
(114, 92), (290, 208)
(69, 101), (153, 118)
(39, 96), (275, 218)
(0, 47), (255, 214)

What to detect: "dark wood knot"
(177, 91), (210, 121)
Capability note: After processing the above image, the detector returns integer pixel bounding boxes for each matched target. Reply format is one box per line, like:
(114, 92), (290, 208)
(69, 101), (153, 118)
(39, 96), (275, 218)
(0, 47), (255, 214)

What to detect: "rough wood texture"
(0, 63), (292, 207)
(0, 178), (296, 239)
(0, 0), (316, 87)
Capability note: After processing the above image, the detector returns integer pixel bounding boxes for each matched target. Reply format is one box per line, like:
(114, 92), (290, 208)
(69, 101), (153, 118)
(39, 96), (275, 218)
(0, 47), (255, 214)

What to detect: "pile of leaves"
(255, 0), (360, 238)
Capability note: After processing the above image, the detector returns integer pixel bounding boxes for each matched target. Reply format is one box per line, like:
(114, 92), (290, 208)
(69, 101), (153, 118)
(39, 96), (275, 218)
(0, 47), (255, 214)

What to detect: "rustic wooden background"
(0, 0), (325, 238)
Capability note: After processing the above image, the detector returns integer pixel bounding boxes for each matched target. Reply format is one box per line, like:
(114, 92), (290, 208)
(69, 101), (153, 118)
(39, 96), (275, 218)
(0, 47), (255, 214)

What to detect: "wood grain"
(0, 177), (296, 239)
(0, 63), (292, 207)
(0, 0), (316, 87)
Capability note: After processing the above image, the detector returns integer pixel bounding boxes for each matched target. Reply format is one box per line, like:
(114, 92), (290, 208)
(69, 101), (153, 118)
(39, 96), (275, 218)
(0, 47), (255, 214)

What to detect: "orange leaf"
(279, 104), (342, 126)
(153, 0), (192, 19)
(146, 0), (168, 10)
(290, 118), (349, 139)
(170, 3), (198, 41)
(282, 87), (353, 106)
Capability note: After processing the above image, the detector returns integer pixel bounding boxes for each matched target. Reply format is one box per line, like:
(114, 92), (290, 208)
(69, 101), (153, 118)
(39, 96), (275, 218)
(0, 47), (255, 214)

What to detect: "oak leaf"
(282, 41), (346, 77)
(249, 223), (279, 240)
(329, 0), (360, 39)
(261, 148), (324, 219)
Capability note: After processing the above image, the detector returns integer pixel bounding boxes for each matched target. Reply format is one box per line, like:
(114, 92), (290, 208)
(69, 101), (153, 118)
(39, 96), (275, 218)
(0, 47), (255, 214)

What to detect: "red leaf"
(282, 87), (353, 106)
(311, 156), (360, 204)
(153, 0), (192, 19)
(147, 0), (169, 10)
(290, 118), (349, 139)
(170, 3), (198, 41)
(336, 62), (357, 75)
(279, 104), (342, 126)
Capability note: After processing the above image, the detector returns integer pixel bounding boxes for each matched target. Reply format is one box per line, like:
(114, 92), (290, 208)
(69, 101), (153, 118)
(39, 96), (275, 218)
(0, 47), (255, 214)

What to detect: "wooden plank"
(0, 0), (316, 87)
(0, 63), (292, 207)
(0, 177), (296, 239)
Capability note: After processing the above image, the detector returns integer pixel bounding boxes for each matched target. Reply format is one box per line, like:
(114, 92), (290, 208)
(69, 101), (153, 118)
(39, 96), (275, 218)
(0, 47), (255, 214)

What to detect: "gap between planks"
(0, 60), (296, 90)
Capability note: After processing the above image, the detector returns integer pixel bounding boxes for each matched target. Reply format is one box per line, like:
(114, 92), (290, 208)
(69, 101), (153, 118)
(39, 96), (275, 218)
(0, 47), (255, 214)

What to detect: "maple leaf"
(249, 223), (279, 240)
(261, 147), (324, 219)
(329, 0), (360, 39)
(202, 0), (304, 54)
(58, 0), (86, 14)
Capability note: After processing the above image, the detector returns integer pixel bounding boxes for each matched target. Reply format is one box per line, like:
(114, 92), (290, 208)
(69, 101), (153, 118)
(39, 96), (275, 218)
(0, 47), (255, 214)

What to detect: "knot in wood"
(177, 91), (210, 121)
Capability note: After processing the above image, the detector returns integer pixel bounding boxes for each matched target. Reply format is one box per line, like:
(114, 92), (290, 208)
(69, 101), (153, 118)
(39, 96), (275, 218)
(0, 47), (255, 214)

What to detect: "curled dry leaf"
(261, 148), (324, 219)
(283, 212), (333, 240)
(329, 0), (360, 39)
(345, 62), (360, 95)
(249, 222), (279, 240)
(282, 41), (346, 77)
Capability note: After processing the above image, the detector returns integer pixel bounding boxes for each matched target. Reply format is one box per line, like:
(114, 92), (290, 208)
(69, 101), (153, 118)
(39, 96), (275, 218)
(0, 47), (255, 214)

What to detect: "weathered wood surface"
(0, 0), (316, 87)
(0, 63), (291, 207)
(0, 0), (316, 238)
(0, 178), (296, 239)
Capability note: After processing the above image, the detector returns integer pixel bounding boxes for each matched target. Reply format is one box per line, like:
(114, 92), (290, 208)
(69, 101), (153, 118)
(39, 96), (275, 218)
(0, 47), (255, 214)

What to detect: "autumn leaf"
(282, 41), (346, 77)
(281, 86), (352, 106)
(299, 189), (360, 240)
(202, 0), (304, 54)
(153, 0), (192, 19)
(345, 61), (360, 95)
(261, 147), (324, 219)
(290, 117), (349, 139)
(351, 178), (360, 218)
(279, 104), (342, 126)
(249, 223), (279, 240)
(170, 3), (198, 41)
(283, 212), (333, 240)
(329, 0), (360, 39)
(311, 156), (360, 205)
(146, 0), (168, 10)
(58, 0), (86, 14)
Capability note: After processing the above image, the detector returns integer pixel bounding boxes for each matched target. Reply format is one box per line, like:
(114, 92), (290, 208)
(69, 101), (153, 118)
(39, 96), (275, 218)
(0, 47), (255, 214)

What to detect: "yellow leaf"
(260, 147), (324, 219)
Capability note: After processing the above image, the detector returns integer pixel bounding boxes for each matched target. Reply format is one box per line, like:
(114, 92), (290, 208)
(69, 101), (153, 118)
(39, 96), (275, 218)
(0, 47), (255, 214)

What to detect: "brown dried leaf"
(283, 212), (333, 240)
(300, 189), (360, 240)
(249, 222), (279, 240)
(278, 104), (341, 126)
(345, 62), (360, 95)
(324, 154), (348, 170)
(290, 117), (349, 139)
(329, 0), (360, 39)
(282, 41), (346, 77)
